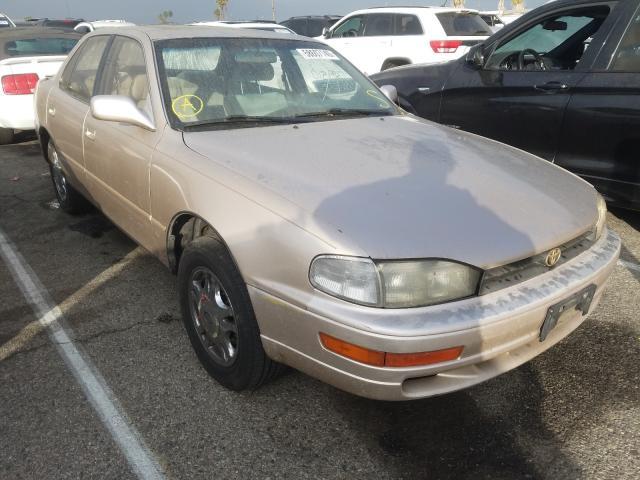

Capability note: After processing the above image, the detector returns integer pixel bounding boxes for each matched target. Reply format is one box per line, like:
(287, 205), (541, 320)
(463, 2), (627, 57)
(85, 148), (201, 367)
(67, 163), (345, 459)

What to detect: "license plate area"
(539, 284), (596, 342)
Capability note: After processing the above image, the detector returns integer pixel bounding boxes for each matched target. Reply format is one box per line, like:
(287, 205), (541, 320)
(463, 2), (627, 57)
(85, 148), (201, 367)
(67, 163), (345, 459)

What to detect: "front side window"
(61, 36), (109, 102)
(331, 16), (364, 38)
(611, 10), (640, 71)
(155, 38), (395, 130)
(486, 6), (610, 71)
(99, 37), (151, 114)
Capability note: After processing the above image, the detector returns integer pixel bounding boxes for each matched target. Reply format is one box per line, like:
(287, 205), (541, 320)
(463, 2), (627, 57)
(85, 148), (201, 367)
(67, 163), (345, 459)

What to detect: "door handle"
(85, 129), (96, 141)
(48, 106), (56, 116)
(417, 87), (431, 94)
(534, 81), (569, 93)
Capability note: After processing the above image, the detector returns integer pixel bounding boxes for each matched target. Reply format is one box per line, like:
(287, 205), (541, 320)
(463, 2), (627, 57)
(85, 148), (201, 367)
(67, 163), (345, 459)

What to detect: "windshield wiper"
(183, 115), (298, 130)
(294, 108), (392, 119)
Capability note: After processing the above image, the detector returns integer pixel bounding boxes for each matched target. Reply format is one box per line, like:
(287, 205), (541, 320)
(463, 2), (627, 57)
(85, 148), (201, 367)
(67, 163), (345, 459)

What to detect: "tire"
(381, 60), (407, 71)
(178, 236), (284, 390)
(0, 127), (14, 145)
(47, 140), (91, 214)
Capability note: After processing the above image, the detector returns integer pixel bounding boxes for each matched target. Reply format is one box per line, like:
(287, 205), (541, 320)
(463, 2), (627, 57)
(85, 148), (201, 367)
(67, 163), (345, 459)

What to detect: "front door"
(83, 35), (160, 250)
(439, 4), (615, 161)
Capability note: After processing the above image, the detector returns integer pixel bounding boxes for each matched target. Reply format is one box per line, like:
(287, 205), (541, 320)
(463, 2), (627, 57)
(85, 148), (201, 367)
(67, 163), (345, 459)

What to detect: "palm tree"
(511, 0), (526, 13)
(215, 0), (229, 20)
(157, 10), (173, 24)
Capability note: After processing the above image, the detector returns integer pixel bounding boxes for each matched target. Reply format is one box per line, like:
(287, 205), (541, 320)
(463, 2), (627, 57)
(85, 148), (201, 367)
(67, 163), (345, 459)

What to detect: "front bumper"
(251, 228), (621, 401)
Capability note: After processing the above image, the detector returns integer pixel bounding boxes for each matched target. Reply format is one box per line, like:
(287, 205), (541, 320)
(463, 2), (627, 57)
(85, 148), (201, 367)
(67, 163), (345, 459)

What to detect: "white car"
(319, 7), (492, 75)
(74, 20), (135, 34)
(0, 13), (16, 28)
(190, 21), (295, 35)
(0, 27), (80, 144)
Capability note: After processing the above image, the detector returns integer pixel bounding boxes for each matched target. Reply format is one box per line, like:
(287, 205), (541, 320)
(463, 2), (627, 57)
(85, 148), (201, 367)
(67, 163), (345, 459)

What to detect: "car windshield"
(437, 12), (492, 36)
(4, 36), (79, 57)
(155, 37), (395, 130)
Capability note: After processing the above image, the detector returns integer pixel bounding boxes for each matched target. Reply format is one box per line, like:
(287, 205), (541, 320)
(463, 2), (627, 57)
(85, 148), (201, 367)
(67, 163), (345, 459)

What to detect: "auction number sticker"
(296, 49), (339, 60)
(171, 94), (204, 119)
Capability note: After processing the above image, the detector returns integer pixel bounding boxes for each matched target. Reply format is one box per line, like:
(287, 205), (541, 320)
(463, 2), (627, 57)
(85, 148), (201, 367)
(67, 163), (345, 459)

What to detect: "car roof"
(346, 6), (480, 15)
(0, 26), (82, 39)
(90, 25), (311, 42)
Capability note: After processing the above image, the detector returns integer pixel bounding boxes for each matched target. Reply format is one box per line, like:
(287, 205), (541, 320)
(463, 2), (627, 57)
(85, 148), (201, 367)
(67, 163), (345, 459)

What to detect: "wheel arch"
(166, 211), (242, 276)
(380, 57), (411, 71)
(38, 127), (52, 163)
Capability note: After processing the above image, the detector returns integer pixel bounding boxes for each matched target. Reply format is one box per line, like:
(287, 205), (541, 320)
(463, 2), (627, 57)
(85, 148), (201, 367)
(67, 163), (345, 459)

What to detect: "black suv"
(372, 0), (640, 210)
(280, 15), (342, 37)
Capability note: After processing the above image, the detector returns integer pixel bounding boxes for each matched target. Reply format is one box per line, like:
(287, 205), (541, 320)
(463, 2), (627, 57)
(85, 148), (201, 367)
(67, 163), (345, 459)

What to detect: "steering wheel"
(518, 48), (546, 71)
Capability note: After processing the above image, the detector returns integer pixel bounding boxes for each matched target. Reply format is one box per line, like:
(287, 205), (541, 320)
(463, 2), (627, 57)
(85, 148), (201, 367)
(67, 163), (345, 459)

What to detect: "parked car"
(280, 15), (342, 37)
(0, 27), (80, 144)
(74, 20), (136, 34)
(371, 0), (640, 210)
(35, 26), (619, 400)
(0, 13), (16, 28)
(319, 7), (492, 75)
(20, 18), (84, 30)
(190, 21), (295, 35)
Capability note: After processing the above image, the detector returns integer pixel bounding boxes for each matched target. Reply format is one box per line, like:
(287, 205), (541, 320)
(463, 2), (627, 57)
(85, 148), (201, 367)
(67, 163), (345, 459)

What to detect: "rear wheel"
(178, 236), (284, 390)
(48, 140), (91, 214)
(0, 128), (14, 145)
(381, 59), (409, 71)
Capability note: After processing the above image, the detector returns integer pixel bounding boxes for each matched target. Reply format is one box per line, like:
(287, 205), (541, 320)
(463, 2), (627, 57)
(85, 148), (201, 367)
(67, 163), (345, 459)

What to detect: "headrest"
(130, 74), (148, 102)
(234, 63), (274, 82)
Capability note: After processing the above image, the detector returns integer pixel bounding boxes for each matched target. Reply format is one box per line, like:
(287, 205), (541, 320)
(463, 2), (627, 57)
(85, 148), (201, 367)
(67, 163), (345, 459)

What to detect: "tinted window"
(497, 15), (594, 53)
(99, 37), (151, 113)
(396, 14), (423, 35)
(437, 12), (492, 36)
(332, 16), (364, 38)
(283, 19), (306, 35)
(4, 37), (78, 57)
(611, 10), (640, 71)
(363, 14), (394, 37)
(61, 36), (109, 102)
(307, 19), (327, 37)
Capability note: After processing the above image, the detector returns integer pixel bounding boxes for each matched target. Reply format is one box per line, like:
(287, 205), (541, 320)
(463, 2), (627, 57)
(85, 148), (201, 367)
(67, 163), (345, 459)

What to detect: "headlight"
(309, 256), (481, 308)
(594, 193), (607, 240)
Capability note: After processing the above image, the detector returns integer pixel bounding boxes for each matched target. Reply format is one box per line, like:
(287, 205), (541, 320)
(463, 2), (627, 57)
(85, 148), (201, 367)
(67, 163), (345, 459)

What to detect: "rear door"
(47, 35), (111, 186)
(555, 2), (640, 207)
(439, 3), (616, 161)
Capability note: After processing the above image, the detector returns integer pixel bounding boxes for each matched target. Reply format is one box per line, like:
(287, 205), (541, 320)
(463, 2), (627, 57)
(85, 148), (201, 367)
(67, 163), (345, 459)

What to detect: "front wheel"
(48, 140), (90, 214)
(178, 236), (284, 390)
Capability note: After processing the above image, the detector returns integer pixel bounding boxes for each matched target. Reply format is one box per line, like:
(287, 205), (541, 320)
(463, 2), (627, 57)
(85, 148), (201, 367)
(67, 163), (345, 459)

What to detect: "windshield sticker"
(296, 48), (339, 60)
(172, 94), (204, 119)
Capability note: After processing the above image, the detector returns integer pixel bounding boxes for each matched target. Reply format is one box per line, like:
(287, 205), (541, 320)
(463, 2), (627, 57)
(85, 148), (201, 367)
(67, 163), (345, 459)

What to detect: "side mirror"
(90, 95), (155, 131)
(379, 85), (398, 104)
(466, 44), (485, 69)
(322, 27), (330, 38)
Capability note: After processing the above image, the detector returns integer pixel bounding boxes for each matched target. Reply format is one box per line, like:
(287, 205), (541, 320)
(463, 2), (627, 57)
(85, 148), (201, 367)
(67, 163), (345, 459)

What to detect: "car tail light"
(319, 333), (463, 368)
(1, 73), (40, 95)
(430, 40), (462, 53)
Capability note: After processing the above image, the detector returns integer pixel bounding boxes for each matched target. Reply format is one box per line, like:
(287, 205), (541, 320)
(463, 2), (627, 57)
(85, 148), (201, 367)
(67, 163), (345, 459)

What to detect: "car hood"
(183, 116), (598, 268)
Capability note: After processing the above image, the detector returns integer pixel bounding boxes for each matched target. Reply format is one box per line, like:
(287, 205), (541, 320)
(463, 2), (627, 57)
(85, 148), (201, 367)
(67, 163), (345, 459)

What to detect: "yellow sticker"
(172, 94), (204, 118)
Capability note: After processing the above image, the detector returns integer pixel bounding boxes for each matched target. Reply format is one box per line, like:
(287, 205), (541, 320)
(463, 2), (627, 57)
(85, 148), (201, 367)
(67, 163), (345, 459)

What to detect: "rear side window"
(396, 14), (423, 35)
(363, 14), (395, 36)
(60, 36), (110, 102)
(4, 37), (78, 57)
(611, 10), (640, 71)
(436, 12), (492, 36)
(306, 19), (326, 37)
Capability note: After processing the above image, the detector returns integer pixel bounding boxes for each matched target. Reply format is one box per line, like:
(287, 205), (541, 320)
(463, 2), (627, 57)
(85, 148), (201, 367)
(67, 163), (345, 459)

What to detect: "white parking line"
(0, 227), (165, 480)
(618, 259), (640, 272)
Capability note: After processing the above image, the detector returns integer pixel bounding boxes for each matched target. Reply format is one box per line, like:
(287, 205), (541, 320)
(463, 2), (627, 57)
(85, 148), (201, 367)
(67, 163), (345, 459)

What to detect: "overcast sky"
(1, 0), (547, 24)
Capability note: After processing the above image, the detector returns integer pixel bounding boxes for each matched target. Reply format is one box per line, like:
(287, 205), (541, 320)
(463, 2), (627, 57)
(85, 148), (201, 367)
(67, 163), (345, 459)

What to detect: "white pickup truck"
(0, 27), (80, 144)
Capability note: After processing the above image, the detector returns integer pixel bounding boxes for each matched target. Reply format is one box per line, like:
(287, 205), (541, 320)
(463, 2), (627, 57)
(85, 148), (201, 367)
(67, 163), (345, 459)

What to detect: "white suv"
(320, 7), (492, 75)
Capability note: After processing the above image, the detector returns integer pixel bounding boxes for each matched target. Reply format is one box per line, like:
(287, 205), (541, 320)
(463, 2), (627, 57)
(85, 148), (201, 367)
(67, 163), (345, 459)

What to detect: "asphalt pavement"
(1, 136), (639, 480)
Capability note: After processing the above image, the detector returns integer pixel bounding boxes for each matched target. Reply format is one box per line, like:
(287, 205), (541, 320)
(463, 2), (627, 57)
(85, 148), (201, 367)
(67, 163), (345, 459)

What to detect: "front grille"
(479, 232), (595, 295)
